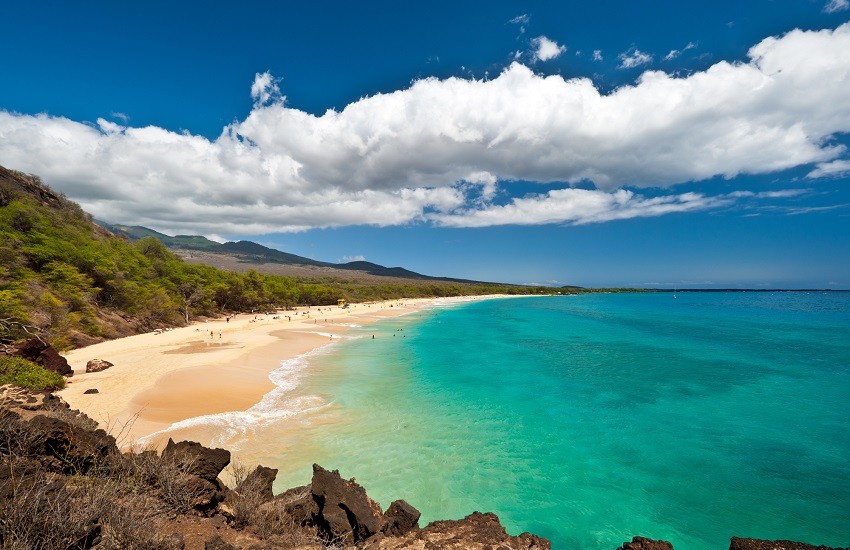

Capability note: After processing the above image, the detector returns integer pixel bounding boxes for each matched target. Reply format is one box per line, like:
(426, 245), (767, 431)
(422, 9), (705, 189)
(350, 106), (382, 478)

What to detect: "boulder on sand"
(85, 359), (113, 373)
(10, 338), (73, 376)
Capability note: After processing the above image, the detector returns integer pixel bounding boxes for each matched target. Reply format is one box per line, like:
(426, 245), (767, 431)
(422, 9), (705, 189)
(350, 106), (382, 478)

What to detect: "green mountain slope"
(99, 223), (225, 251)
(101, 222), (484, 283)
(0, 167), (340, 349)
(216, 240), (329, 267)
(1, 166), (547, 350)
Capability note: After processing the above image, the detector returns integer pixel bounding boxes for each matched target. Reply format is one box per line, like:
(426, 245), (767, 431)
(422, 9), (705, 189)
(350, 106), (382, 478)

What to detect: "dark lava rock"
(83, 388), (99, 394)
(85, 359), (114, 373)
(730, 537), (849, 550)
(279, 485), (318, 526)
(11, 338), (73, 376)
(618, 536), (675, 550)
(235, 464), (278, 503)
(162, 439), (230, 482)
(363, 511), (550, 549)
(28, 414), (116, 474)
(381, 499), (421, 536)
(311, 463), (383, 544)
(182, 475), (222, 510)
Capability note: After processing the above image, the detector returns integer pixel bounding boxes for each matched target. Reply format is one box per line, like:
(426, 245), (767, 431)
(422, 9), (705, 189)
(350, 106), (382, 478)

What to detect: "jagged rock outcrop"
(381, 499), (421, 536)
(362, 511), (550, 549)
(730, 537), (849, 550)
(311, 463), (385, 544)
(8, 338), (73, 376)
(30, 413), (115, 474)
(235, 464), (278, 503)
(159, 438), (231, 512)
(162, 438), (231, 482)
(85, 358), (114, 373)
(278, 484), (319, 525)
(618, 536), (675, 550)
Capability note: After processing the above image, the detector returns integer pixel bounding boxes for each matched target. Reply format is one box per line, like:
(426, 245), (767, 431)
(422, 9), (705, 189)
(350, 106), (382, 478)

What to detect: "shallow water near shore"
(243, 292), (850, 549)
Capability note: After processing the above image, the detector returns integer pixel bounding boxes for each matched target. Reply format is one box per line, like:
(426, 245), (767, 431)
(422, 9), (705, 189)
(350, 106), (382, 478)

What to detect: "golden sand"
(60, 296), (505, 449)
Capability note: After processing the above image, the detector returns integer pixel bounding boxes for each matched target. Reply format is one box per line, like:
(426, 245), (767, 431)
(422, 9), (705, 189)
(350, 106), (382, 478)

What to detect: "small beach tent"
(338, 298), (346, 308)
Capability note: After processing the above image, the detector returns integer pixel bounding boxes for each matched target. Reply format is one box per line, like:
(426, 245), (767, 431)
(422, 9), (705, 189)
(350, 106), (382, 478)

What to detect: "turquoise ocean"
(235, 292), (850, 549)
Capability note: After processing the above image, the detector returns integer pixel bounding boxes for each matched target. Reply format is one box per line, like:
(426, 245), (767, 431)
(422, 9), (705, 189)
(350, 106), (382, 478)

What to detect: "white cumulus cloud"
(1, 23), (849, 234)
(250, 72), (282, 106)
(532, 36), (566, 61)
(592, 50), (603, 61)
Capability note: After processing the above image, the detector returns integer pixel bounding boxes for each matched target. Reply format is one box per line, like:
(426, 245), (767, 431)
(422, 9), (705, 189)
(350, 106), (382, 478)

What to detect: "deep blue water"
(268, 292), (850, 549)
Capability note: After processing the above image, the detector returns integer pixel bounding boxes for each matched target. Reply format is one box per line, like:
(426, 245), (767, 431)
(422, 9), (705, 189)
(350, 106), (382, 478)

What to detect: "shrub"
(0, 355), (66, 391)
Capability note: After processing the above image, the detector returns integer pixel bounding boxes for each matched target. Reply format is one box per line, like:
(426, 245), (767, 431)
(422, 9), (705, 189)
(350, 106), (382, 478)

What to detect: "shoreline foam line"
(59, 295), (515, 449)
(137, 345), (336, 450)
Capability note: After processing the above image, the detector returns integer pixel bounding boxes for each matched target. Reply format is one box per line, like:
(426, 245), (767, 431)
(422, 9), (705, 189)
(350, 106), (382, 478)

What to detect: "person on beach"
(219, 330), (222, 339)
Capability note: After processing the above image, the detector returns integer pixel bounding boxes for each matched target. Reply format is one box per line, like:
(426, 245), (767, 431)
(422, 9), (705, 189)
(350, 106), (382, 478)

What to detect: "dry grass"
(1, 408), (331, 550)
(0, 460), (110, 550)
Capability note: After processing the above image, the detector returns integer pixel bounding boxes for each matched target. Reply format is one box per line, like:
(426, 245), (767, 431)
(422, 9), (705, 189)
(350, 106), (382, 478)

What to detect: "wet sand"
(60, 296), (506, 449)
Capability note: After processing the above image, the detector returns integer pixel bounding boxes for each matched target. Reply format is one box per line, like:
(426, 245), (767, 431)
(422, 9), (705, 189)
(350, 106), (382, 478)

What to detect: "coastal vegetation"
(0, 166), (549, 351)
(0, 355), (65, 391)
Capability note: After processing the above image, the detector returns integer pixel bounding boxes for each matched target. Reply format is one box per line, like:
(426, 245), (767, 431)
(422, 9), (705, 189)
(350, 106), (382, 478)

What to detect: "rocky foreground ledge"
(1, 386), (846, 550)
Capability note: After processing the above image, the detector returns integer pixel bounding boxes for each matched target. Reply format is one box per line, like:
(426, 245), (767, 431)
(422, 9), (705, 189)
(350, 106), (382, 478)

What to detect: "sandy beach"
(60, 296), (502, 450)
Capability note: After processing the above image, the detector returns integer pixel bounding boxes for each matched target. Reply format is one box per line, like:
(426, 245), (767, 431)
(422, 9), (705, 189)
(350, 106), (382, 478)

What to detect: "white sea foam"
(430, 299), (466, 309)
(303, 330), (358, 341)
(137, 346), (334, 449)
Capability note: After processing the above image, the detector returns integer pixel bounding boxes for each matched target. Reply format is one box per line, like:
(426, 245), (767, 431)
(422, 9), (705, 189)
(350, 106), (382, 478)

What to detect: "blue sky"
(2, 1), (849, 288)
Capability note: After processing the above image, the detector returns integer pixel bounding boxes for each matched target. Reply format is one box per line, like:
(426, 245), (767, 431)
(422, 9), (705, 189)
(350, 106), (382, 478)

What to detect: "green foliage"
(0, 169), (574, 350)
(0, 355), (66, 391)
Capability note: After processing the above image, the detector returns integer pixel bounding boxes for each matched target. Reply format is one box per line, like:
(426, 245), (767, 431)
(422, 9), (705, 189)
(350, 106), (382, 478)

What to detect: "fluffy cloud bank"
(1, 22), (849, 234)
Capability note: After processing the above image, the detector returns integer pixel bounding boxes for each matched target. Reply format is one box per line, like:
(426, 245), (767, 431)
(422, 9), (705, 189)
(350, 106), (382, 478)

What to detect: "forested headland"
(0, 166), (548, 351)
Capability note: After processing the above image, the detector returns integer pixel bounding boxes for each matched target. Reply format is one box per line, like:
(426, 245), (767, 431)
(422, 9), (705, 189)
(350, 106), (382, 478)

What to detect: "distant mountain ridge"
(98, 222), (481, 283)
